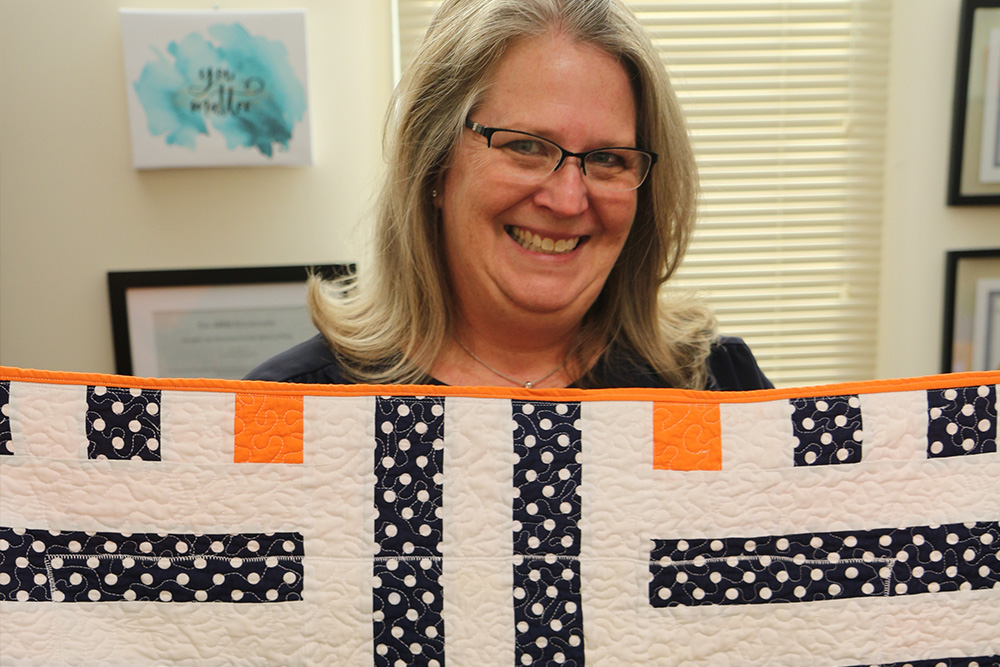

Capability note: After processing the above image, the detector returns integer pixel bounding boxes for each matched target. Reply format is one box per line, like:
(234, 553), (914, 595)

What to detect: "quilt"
(0, 365), (998, 666)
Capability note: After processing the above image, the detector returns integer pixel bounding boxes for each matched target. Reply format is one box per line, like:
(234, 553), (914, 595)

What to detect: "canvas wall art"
(120, 10), (311, 169)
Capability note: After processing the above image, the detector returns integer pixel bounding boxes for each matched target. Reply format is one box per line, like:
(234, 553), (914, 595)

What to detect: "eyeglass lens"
(488, 130), (651, 191)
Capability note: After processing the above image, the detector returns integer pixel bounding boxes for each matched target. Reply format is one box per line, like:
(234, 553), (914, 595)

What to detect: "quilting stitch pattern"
(0, 527), (304, 603)
(2, 369), (998, 665)
(650, 521), (999, 607)
(843, 656), (999, 667)
(86, 385), (162, 461)
(512, 400), (584, 667)
(790, 394), (864, 466)
(0, 380), (10, 456)
(373, 396), (446, 667)
(927, 385), (997, 458)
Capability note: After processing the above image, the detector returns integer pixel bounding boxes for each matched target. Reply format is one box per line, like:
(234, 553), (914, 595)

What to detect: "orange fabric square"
(652, 402), (722, 471)
(234, 393), (304, 464)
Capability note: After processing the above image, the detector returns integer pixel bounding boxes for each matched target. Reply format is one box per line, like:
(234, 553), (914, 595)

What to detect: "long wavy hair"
(309, 0), (716, 388)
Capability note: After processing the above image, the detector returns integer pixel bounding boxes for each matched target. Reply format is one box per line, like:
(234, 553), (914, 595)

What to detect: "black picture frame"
(108, 264), (353, 378)
(947, 0), (1000, 205)
(941, 249), (1000, 372)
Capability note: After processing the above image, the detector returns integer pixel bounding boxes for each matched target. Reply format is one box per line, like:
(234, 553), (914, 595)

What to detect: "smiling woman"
(432, 33), (641, 386)
(246, 0), (772, 391)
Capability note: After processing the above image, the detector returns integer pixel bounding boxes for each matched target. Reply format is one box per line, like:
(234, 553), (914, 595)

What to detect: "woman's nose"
(533, 158), (590, 217)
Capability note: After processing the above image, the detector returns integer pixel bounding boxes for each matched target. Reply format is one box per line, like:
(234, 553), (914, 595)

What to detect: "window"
(393, 0), (891, 386)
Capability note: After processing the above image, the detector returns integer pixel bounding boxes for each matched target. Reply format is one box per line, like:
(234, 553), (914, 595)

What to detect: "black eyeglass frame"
(464, 118), (658, 189)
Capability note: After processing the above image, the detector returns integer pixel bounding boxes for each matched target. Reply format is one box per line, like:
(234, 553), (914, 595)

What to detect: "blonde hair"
(310, 0), (716, 388)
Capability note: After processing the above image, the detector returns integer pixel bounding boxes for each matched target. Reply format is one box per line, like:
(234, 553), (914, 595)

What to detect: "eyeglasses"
(465, 118), (657, 191)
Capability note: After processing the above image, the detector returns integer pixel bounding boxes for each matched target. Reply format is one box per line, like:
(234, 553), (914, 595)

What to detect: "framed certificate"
(108, 264), (353, 378)
(947, 0), (1000, 204)
(942, 249), (1000, 372)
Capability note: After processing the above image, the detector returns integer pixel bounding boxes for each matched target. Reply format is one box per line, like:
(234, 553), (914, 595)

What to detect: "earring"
(432, 189), (438, 198)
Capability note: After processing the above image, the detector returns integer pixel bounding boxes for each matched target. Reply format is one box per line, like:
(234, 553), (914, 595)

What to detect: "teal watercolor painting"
(121, 10), (312, 168)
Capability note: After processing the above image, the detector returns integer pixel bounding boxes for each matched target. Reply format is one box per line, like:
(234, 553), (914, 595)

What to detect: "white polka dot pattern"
(790, 394), (863, 466)
(373, 397), (445, 667)
(1, 371), (998, 664)
(0, 381), (10, 456)
(927, 386), (997, 458)
(650, 521), (999, 607)
(86, 385), (161, 460)
(784, 385), (998, 468)
(512, 400), (583, 667)
(0, 528), (303, 602)
(843, 656), (994, 666)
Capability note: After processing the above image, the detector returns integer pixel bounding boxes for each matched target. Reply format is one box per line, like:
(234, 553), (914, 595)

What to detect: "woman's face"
(438, 31), (639, 330)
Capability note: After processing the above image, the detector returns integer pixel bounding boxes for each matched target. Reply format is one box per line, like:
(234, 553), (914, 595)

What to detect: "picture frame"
(941, 249), (1000, 372)
(108, 264), (353, 379)
(947, 0), (1000, 205)
(119, 9), (312, 169)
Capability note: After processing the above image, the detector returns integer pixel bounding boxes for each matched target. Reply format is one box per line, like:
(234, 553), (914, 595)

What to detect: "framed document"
(108, 264), (353, 378)
(942, 249), (1000, 372)
(972, 276), (1000, 370)
(947, 0), (1000, 204)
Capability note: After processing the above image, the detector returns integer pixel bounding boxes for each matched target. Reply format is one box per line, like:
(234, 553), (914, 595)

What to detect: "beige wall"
(0, 0), (392, 373)
(877, 0), (1000, 379)
(1, 0), (998, 379)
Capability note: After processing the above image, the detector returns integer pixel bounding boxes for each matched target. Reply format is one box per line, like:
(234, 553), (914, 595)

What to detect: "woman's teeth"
(508, 226), (581, 255)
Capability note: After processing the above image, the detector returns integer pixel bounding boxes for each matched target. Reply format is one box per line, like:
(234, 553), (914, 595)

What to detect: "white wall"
(877, 0), (1000, 379)
(1, 0), (997, 379)
(0, 0), (393, 373)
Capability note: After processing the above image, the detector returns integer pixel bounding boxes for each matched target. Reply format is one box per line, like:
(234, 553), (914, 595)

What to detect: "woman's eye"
(589, 151), (625, 168)
(502, 139), (545, 155)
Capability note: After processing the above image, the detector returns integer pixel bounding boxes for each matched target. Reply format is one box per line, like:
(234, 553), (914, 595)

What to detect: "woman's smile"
(506, 225), (586, 255)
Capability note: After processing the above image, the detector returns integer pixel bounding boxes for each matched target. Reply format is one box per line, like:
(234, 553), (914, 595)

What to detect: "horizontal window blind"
(393, 0), (891, 387)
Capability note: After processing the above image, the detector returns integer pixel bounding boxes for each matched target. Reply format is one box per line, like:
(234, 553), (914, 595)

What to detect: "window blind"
(392, 0), (891, 387)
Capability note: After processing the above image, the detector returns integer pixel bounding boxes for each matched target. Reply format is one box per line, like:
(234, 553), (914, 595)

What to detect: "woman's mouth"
(506, 226), (584, 255)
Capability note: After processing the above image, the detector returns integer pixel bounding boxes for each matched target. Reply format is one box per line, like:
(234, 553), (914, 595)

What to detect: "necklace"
(454, 337), (566, 389)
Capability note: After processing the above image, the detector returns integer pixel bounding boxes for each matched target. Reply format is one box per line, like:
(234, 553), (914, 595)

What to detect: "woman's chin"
(496, 279), (601, 319)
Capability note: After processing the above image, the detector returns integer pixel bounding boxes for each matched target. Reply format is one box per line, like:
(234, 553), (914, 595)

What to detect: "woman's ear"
(432, 177), (445, 209)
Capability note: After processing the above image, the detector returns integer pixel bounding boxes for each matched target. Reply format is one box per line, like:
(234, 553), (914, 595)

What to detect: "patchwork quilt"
(0, 366), (998, 666)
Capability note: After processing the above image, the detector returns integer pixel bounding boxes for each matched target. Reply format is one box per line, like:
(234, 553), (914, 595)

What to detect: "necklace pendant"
(453, 336), (564, 390)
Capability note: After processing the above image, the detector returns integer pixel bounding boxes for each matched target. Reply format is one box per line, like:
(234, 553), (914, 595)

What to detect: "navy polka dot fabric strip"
(373, 396), (446, 667)
(0, 528), (304, 603)
(86, 385), (162, 461)
(1, 370), (997, 663)
(791, 394), (864, 466)
(843, 656), (998, 667)
(787, 385), (998, 467)
(650, 521), (999, 607)
(927, 385), (998, 458)
(512, 400), (584, 667)
(0, 381), (10, 456)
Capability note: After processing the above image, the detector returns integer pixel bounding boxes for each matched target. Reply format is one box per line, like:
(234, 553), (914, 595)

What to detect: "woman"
(248, 0), (771, 391)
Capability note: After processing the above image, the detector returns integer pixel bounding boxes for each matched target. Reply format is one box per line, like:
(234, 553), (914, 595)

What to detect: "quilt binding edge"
(1, 365), (999, 404)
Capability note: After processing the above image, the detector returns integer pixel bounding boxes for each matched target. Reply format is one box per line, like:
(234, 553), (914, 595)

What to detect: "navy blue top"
(245, 334), (773, 391)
